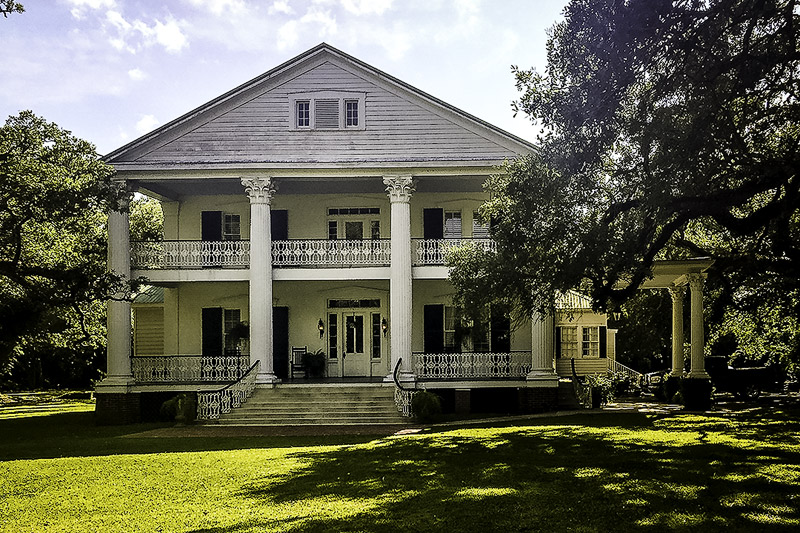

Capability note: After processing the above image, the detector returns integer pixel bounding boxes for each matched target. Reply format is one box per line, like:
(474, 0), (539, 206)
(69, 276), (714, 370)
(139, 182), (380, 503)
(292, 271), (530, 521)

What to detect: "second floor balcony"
(130, 238), (495, 270)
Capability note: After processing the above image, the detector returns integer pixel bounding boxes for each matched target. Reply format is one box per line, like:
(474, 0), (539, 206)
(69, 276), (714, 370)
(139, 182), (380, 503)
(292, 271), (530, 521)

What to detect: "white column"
(527, 312), (557, 382)
(103, 190), (133, 386)
(687, 274), (709, 378)
(668, 284), (686, 377)
(242, 177), (278, 384)
(384, 175), (414, 381)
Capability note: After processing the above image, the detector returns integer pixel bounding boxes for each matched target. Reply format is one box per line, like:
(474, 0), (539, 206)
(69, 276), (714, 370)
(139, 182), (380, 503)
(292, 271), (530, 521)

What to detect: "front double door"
(329, 312), (369, 377)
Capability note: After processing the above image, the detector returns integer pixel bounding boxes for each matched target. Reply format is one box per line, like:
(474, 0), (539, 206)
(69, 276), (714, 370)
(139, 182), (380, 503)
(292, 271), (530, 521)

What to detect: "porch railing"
(131, 239), (392, 269)
(197, 360), (260, 420)
(131, 240), (250, 269)
(412, 238), (495, 265)
(609, 360), (645, 386)
(131, 355), (251, 383)
(272, 239), (391, 266)
(412, 351), (532, 379)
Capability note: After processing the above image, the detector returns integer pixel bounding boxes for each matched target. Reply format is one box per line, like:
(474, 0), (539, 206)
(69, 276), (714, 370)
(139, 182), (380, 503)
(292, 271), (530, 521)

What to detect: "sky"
(0, 0), (570, 156)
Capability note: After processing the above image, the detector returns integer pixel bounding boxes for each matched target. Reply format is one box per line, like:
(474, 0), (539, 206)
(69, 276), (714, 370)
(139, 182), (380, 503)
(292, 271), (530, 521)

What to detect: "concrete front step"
(213, 385), (411, 426)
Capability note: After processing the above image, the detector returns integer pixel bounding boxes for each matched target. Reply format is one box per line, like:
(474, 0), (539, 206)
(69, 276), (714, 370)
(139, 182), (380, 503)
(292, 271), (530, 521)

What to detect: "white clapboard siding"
(556, 358), (610, 377)
(134, 308), (164, 356)
(131, 60), (522, 165)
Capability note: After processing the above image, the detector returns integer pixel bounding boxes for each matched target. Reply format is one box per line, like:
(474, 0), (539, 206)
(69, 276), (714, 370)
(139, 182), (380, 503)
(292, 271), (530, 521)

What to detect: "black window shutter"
(599, 326), (607, 358)
(423, 304), (445, 354)
(555, 327), (562, 359)
(201, 308), (223, 357)
(271, 210), (288, 240)
(201, 211), (223, 241)
(423, 208), (444, 239)
(490, 307), (511, 353)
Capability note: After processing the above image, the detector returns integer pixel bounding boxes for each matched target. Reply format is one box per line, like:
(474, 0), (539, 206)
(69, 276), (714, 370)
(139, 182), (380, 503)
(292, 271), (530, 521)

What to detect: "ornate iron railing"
(131, 355), (251, 383)
(393, 358), (416, 417)
(272, 239), (391, 266)
(412, 351), (532, 379)
(197, 360), (260, 420)
(131, 240), (250, 269)
(412, 238), (495, 265)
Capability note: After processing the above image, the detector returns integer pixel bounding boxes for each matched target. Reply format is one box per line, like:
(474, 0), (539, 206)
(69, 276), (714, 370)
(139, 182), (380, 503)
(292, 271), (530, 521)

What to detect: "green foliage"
(129, 196), (163, 242)
(302, 349), (326, 378)
(159, 393), (196, 424)
(451, 0), (800, 371)
(0, 1), (24, 18)
(411, 390), (442, 422)
(0, 112), (126, 383)
(679, 378), (714, 412)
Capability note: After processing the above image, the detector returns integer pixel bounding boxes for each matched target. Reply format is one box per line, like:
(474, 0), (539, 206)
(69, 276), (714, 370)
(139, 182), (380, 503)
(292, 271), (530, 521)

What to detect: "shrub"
(302, 350), (326, 378)
(411, 390), (442, 423)
(585, 373), (615, 406)
(655, 376), (682, 403)
(680, 378), (713, 411)
(159, 393), (197, 424)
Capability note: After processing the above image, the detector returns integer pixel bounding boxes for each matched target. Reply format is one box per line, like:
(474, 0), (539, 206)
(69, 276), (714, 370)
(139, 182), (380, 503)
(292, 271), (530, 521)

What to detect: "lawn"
(1, 398), (799, 532)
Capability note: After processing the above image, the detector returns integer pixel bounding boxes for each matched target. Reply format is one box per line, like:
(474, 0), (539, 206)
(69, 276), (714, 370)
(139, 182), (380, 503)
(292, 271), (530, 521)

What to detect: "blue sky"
(1, 0), (569, 155)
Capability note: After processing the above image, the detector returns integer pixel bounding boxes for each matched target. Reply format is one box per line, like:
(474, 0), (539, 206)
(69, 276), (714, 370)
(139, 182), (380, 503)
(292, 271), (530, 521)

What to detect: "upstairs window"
(290, 92), (365, 130)
(346, 100), (359, 127)
(296, 101), (310, 127)
(223, 214), (241, 241)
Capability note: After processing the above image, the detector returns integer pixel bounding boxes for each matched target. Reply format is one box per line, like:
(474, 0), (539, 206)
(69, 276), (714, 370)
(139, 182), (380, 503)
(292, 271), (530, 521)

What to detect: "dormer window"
(290, 92), (366, 131)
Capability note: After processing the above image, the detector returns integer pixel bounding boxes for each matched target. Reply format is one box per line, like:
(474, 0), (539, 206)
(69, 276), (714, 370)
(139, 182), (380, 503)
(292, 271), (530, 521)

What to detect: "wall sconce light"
(318, 318), (324, 338)
(611, 309), (623, 322)
(381, 317), (388, 337)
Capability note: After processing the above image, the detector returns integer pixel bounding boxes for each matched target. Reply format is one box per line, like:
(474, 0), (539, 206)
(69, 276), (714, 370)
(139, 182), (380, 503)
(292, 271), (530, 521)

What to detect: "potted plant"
(585, 373), (614, 408)
(302, 349), (326, 378)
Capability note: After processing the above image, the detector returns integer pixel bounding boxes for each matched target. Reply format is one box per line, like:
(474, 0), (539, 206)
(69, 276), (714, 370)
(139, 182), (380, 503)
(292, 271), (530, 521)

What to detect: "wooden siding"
(134, 308), (164, 356)
(132, 61), (521, 165)
(556, 358), (610, 377)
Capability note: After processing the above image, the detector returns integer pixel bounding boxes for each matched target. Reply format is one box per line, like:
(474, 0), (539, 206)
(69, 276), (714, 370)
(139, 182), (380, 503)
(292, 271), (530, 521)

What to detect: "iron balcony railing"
(130, 238), (496, 269)
(131, 355), (251, 383)
(412, 351), (532, 379)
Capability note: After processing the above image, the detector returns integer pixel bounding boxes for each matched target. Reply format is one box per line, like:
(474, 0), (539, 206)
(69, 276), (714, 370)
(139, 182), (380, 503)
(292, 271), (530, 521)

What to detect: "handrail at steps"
(571, 358), (591, 408)
(393, 358), (417, 417)
(609, 360), (645, 386)
(197, 360), (260, 420)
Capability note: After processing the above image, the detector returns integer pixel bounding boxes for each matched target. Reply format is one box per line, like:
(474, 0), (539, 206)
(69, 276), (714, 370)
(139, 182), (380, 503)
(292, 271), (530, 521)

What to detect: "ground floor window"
(557, 325), (607, 358)
(424, 304), (511, 353)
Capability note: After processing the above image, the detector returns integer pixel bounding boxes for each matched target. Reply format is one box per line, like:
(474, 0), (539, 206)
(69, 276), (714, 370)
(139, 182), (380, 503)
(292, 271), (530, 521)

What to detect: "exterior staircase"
(211, 384), (410, 426)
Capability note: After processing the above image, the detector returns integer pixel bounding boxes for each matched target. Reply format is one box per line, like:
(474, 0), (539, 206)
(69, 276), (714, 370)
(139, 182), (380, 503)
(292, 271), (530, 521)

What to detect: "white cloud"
(269, 1), (294, 15)
(128, 68), (146, 81)
(300, 8), (337, 37)
(67, 0), (116, 19)
(103, 10), (188, 54)
(340, 0), (393, 15)
(184, 0), (249, 16)
(276, 20), (299, 50)
(135, 114), (159, 134)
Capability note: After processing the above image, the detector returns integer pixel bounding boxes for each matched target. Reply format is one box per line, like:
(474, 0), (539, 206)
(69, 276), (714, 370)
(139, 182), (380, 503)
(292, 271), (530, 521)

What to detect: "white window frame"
(223, 213), (241, 241)
(289, 91), (366, 131)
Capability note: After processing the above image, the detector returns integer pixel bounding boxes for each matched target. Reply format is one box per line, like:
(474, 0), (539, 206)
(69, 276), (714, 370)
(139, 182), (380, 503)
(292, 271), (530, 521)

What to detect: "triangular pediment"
(106, 44), (533, 169)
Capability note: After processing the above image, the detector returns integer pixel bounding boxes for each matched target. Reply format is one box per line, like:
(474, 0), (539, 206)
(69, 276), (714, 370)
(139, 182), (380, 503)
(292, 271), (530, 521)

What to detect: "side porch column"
(96, 188), (139, 424)
(687, 274), (710, 378)
(104, 191), (133, 384)
(384, 175), (415, 381)
(668, 284), (686, 377)
(525, 311), (558, 412)
(242, 177), (278, 384)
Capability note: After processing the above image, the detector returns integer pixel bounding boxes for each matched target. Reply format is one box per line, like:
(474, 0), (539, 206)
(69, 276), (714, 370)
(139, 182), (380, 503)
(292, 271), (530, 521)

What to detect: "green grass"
(1, 399), (800, 532)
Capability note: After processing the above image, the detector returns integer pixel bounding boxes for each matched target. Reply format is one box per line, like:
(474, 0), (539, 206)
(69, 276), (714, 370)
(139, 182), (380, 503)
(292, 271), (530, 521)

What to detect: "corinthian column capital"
(383, 175), (415, 203)
(241, 177), (275, 204)
(668, 283), (686, 301)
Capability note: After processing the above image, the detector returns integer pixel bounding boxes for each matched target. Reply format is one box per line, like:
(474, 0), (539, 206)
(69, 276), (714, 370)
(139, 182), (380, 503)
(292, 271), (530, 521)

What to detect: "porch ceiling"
(129, 174), (487, 201)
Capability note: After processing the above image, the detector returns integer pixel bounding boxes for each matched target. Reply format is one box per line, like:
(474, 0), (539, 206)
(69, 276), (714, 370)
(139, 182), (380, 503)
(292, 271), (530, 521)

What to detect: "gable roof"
(105, 43), (534, 170)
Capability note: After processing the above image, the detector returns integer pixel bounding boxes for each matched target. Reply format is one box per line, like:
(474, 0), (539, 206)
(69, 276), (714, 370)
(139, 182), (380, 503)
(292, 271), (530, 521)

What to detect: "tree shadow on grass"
(191, 409), (800, 532)
(0, 411), (381, 461)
